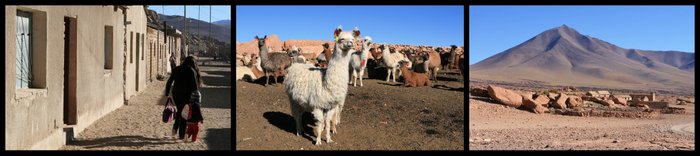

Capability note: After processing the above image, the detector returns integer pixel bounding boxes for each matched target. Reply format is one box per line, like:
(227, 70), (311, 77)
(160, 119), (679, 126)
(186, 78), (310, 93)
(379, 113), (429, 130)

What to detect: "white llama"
(349, 36), (372, 87)
(284, 25), (360, 145)
(381, 44), (411, 82)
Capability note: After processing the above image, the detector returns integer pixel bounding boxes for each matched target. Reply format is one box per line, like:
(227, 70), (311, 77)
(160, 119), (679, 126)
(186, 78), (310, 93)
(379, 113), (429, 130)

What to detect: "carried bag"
(182, 68), (200, 121)
(162, 97), (176, 123)
(181, 103), (192, 120)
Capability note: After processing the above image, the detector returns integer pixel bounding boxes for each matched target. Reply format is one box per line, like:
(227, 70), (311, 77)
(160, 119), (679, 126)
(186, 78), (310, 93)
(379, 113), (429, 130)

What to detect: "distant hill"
(470, 25), (694, 93)
(213, 19), (230, 29)
(146, 10), (231, 59)
(159, 14), (231, 44)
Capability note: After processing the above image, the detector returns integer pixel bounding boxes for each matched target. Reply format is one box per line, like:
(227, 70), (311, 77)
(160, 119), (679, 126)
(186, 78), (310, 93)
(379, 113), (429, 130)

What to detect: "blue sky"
(236, 6), (464, 47)
(469, 6), (695, 65)
(147, 5), (231, 22)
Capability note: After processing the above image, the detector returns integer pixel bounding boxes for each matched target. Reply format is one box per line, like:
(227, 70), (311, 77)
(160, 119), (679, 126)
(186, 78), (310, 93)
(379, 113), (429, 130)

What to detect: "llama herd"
(235, 25), (465, 145)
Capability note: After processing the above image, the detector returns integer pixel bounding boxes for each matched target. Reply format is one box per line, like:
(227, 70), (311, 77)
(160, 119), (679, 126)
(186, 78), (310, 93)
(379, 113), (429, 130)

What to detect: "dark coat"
(165, 65), (199, 105)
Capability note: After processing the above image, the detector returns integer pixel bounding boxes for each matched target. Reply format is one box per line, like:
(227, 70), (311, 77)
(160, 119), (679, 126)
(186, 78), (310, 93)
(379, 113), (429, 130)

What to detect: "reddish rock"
(469, 87), (489, 97)
(533, 94), (551, 107)
(552, 93), (568, 109)
(547, 93), (559, 101)
(523, 97), (549, 114)
(613, 97), (628, 106)
(601, 100), (615, 107)
(487, 85), (523, 108)
(567, 96), (582, 108)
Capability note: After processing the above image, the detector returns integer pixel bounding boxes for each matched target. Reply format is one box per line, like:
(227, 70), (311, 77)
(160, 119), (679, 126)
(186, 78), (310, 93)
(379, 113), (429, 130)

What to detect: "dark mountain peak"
(549, 24), (581, 37)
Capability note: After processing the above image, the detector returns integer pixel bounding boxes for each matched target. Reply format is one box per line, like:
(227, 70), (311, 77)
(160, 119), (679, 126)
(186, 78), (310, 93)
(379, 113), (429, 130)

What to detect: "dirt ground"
(235, 68), (465, 150)
(60, 61), (231, 150)
(469, 88), (695, 150)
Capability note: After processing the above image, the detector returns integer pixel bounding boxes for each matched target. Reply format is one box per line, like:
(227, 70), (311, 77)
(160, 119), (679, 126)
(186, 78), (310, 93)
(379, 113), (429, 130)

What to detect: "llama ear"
(255, 36), (259, 40)
(264, 35), (267, 40)
(334, 27), (342, 42)
(352, 27), (360, 40)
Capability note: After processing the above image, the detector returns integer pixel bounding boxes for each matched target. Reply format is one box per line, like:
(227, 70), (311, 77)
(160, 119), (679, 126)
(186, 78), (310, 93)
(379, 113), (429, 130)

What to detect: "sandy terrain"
(60, 61), (231, 150)
(469, 92), (695, 150)
(235, 69), (465, 150)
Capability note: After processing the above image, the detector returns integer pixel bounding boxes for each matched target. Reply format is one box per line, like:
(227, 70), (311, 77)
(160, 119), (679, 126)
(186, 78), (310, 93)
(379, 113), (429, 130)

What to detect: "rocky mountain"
(213, 19), (230, 29)
(470, 25), (694, 93)
(146, 10), (231, 59)
(159, 14), (231, 44)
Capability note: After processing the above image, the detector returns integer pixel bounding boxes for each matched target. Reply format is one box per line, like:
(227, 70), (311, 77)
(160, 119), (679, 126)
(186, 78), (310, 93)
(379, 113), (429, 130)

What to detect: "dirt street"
(60, 63), (231, 150)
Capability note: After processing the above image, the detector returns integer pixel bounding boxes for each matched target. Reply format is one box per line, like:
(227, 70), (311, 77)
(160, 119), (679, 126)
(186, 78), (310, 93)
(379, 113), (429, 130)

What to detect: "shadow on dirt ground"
(204, 128), (231, 150)
(68, 135), (177, 149)
(262, 111), (316, 142)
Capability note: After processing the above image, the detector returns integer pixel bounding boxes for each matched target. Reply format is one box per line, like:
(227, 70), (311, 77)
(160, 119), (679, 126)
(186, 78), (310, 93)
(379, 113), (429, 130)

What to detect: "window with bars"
(130, 31), (133, 64)
(136, 32), (140, 62)
(16, 10), (33, 89)
(105, 25), (113, 69)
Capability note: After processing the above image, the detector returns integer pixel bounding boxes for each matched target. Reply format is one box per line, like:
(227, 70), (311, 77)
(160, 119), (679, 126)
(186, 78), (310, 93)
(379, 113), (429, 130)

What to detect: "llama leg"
(392, 68), (398, 82)
(337, 99), (345, 124)
(434, 68), (439, 83)
(359, 68), (364, 87)
(264, 72), (270, 86)
(349, 69), (354, 84)
(330, 106), (338, 134)
(311, 109), (325, 145)
(386, 68), (391, 82)
(351, 70), (357, 86)
(324, 108), (336, 143)
(290, 102), (303, 136)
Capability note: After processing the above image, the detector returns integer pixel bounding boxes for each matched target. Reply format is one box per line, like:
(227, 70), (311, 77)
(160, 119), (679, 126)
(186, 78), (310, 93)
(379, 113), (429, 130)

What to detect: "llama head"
(255, 35), (267, 48)
(333, 25), (360, 53)
(322, 43), (330, 49)
(360, 36), (373, 47)
(398, 60), (410, 68)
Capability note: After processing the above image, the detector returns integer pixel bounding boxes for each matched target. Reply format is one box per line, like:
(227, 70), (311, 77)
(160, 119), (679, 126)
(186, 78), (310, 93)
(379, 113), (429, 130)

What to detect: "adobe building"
(147, 24), (182, 79)
(5, 5), (149, 150)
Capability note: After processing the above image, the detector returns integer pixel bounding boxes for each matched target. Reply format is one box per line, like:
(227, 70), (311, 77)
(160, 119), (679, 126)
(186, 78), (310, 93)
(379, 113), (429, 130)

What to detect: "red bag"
(162, 97), (176, 123)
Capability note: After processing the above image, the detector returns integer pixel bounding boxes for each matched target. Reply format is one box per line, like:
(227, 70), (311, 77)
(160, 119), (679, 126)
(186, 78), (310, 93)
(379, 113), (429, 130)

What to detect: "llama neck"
(361, 43), (370, 57)
(381, 47), (391, 61)
(399, 67), (412, 79)
(324, 46), (351, 95)
(259, 45), (270, 63)
(324, 48), (332, 60)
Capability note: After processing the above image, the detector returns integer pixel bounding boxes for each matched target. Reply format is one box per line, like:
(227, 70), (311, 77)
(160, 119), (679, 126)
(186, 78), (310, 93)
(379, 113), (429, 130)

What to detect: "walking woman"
(164, 56), (202, 140)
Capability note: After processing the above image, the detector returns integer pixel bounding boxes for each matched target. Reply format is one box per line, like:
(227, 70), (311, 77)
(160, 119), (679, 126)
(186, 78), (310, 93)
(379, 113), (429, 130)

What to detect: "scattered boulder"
(552, 93), (568, 109)
(533, 94), (551, 107)
(523, 95), (550, 114)
(469, 87), (489, 97)
(613, 97), (628, 106)
(533, 105), (551, 114)
(487, 85), (523, 108)
(547, 93), (559, 101)
(567, 96), (582, 108)
(603, 100), (615, 107)
(678, 100), (687, 105)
